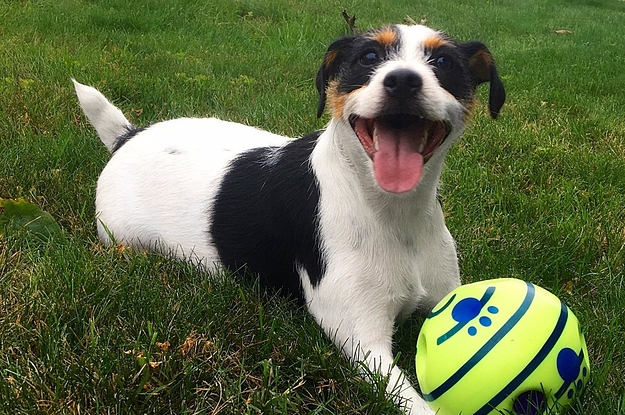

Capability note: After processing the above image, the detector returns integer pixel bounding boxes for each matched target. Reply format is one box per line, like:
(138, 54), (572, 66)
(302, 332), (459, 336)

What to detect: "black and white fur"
(74, 24), (505, 414)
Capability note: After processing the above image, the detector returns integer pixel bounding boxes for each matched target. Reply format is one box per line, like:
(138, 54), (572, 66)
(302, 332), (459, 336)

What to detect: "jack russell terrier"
(74, 23), (505, 414)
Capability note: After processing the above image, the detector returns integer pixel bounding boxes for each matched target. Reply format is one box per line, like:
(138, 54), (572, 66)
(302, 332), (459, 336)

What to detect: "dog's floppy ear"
(316, 36), (355, 118)
(460, 41), (506, 119)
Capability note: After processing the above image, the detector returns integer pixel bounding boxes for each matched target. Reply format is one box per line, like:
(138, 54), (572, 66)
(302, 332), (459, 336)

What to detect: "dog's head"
(316, 24), (506, 194)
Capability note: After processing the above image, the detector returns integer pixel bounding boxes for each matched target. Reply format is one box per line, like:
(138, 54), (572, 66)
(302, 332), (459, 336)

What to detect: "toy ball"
(416, 278), (589, 415)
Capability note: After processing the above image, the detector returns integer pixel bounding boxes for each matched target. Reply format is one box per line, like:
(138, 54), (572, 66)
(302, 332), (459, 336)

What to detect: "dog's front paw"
(394, 386), (436, 415)
(401, 393), (436, 415)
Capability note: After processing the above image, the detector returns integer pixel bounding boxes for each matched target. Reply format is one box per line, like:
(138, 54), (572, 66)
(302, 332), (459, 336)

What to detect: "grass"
(1, 0), (624, 413)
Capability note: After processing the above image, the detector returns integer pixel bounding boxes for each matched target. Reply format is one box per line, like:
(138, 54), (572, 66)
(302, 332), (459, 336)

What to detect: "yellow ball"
(416, 278), (590, 415)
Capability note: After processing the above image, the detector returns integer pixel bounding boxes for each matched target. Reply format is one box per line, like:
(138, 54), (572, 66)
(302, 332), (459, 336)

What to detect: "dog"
(74, 23), (505, 414)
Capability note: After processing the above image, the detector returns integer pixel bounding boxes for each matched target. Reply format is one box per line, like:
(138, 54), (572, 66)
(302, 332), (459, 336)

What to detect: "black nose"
(383, 69), (422, 102)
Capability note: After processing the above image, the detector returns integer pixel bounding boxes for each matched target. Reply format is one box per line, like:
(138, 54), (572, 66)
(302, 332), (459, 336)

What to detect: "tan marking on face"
(326, 80), (347, 119)
(371, 28), (397, 46)
(326, 80), (364, 120)
(423, 35), (448, 50)
(462, 95), (477, 123)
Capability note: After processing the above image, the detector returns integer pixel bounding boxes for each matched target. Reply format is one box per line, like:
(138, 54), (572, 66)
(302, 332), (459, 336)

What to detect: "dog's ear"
(316, 36), (355, 118)
(460, 41), (506, 119)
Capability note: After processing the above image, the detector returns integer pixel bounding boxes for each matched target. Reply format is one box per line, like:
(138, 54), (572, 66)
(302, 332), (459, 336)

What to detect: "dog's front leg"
(307, 293), (434, 415)
(347, 340), (435, 415)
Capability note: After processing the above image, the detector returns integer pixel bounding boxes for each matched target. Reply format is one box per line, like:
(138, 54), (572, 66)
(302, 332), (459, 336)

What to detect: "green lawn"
(1, 0), (624, 413)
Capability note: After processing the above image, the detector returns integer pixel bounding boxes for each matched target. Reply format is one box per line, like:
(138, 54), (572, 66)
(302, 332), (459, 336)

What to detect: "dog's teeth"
(374, 129), (380, 151)
(418, 130), (428, 153)
(418, 129), (430, 153)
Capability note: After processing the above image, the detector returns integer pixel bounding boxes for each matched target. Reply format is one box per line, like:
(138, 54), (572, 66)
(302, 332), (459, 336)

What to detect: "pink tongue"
(373, 124), (424, 194)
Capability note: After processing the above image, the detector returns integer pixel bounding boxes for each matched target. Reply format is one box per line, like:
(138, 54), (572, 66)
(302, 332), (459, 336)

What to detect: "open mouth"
(349, 114), (451, 194)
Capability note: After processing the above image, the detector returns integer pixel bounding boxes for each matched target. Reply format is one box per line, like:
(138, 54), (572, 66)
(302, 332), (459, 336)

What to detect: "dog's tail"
(73, 79), (132, 153)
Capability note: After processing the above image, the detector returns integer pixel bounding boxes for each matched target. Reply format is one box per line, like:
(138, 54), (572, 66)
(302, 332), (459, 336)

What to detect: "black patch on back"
(210, 131), (326, 303)
(112, 125), (147, 153)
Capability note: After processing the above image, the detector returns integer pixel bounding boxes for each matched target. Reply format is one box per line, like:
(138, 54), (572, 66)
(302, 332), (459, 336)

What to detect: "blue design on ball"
(436, 286), (496, 345)
(467, 316), (493, 336)
(447, 293), (496, 337)
(428, 293), (457, 319)
(479, 316), (492, 327)
(557, 347), (580, 382)
(452, 298), (482, 322)
(487, 305), (499, 314)
(554, 349), (587, 402)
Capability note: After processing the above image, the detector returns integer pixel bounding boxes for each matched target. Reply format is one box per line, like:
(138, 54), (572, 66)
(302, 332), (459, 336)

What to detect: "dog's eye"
(360, 51), (380, 66)
(433, 55), (454, 70)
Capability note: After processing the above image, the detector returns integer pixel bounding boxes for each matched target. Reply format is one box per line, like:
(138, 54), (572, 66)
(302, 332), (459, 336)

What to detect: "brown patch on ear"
(460, 41), (506, 118)
(423, 36), (448, 50)
(323, 49), (339, 68)
(371, 28), (397, 46)
(468, 49), (493, 83)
